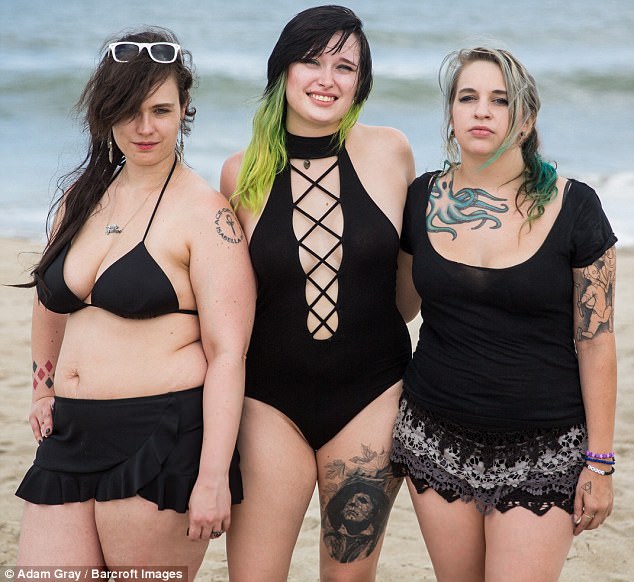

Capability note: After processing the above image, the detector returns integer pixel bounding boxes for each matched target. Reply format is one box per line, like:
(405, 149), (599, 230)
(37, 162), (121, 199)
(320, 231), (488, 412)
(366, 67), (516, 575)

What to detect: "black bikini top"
(37, 158), (198, 319)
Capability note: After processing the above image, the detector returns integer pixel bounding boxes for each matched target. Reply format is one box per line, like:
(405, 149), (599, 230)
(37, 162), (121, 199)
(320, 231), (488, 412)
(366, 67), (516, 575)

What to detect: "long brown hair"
(21, 26), (196, 289)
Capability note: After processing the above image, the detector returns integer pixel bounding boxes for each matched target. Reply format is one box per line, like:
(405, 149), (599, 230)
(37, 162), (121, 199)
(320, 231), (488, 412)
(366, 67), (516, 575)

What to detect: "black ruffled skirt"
(16, 386), (242, 512)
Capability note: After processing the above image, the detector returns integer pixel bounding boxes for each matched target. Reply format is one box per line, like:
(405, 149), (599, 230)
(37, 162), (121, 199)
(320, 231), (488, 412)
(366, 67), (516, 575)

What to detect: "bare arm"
(29, 295), (67, 442)
(396, 251), (421, 323)
(572, 246), (617, 535)
(186, 189), (256, 540)
(219, 152), (244, 203)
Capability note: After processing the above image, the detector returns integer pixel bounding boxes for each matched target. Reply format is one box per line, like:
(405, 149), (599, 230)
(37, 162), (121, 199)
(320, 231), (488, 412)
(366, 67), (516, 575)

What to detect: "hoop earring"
(108, 134), (113, 164)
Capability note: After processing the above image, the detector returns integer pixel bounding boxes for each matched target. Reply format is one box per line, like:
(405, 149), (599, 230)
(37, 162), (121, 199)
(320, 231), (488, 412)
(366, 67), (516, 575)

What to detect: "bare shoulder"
(347, 124), (415, 185)
(175, 170), (245, 246)
(349, 123), (412, 157)
(175, 168), (233, 219)
(220, 151), (245, 200)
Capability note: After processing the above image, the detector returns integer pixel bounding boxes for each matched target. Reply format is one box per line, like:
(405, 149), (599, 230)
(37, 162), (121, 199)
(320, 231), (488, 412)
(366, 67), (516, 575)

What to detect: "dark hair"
(22, 26), (196, 290)
(325, 481), (389, 530)
(235, 5), (372, 212)
(266, 5), (372, 105)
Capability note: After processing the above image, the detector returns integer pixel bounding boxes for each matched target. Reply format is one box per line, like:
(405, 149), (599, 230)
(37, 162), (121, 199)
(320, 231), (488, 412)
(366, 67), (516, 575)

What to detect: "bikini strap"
(142, 157), (179, 241)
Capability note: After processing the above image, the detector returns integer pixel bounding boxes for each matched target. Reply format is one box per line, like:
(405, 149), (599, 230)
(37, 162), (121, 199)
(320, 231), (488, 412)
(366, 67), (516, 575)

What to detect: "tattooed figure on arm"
(393, 46), (617, 582)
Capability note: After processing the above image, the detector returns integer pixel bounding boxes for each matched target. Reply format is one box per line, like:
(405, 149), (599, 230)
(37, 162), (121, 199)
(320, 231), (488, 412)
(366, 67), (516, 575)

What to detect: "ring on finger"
(211, 530), (224, 539)
(583, 513), (595, 520)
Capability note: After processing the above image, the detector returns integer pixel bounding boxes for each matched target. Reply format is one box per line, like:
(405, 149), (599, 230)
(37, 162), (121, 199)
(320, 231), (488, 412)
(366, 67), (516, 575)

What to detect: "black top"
(401, 172), (617, 430)
(244, 133), (411, 449)
(37, 158), (197, 319)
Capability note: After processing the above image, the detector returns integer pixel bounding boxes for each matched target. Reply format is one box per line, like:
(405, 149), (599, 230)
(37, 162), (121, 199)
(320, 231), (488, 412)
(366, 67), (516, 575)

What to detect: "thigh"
(227, 397), (318, 582)
(95, 496), (207, 582)
(484, 507), (574, 582)
(18, 500), (105, 568)
(317, 383), (403, 581)
(406, 480), (485, 582)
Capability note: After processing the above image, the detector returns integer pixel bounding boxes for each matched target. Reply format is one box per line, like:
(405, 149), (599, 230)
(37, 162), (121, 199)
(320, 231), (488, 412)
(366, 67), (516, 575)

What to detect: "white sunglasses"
(108, 42), (182, 63)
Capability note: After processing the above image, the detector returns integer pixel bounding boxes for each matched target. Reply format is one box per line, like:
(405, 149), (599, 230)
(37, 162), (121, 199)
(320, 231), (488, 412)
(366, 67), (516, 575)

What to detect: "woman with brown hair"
(15, 26), (255, 578)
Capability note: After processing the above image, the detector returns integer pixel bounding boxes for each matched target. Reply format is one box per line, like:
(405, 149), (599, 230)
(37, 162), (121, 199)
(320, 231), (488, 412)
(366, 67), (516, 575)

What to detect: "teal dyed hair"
(439, 47), (558, 226)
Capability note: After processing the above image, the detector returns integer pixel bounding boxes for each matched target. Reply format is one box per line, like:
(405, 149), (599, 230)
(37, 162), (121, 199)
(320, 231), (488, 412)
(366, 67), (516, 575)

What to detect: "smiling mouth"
(309, 93), (336, 103)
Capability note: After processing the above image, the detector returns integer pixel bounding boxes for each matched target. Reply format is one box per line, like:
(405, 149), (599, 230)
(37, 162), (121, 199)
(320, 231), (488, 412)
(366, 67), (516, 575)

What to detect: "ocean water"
(1, 0), (633, 244)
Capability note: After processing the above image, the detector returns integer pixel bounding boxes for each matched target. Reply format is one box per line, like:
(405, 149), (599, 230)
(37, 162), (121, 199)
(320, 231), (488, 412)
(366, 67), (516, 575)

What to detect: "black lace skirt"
(391, 395), (586, 515)
(16, 386), (243, 512)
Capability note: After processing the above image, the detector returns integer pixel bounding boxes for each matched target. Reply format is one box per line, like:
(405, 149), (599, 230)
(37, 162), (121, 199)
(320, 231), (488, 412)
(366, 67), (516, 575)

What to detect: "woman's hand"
(186, 476), (231, 541)
(29, 396), (55, 444)
(572, 466), (614, 535)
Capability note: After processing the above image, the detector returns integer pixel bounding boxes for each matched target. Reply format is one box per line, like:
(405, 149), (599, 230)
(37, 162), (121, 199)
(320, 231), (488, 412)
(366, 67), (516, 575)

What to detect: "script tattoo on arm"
(214, 207), (244, 244)
(321, 444), (401, 563)
(426, 174), (509, 240)
(573, 247), (615, 341)
(32, 360), (54, 390)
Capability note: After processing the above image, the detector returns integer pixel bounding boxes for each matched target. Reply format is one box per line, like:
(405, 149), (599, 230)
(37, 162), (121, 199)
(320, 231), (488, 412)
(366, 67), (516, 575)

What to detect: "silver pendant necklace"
(303, 159), (311, 170)
(105, 223), (123, 235)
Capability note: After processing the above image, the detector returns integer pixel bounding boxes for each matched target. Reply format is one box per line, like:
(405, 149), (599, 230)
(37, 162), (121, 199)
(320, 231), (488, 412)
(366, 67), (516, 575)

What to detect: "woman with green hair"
(393, 46), (617, 581)
(220, 5), (415, 580)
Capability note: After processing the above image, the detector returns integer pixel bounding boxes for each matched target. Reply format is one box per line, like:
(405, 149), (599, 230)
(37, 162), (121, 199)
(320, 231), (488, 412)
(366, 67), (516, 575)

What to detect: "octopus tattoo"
(426, 175), (509, 240)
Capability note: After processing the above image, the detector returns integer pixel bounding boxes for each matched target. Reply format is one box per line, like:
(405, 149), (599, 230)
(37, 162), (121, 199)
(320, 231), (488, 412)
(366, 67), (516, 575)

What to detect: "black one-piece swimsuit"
(245, 132), (411, 450)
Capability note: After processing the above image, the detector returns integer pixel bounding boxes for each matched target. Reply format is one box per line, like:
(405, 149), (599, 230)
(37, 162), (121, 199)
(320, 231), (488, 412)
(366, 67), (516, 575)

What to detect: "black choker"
(285, 132), (341, 169)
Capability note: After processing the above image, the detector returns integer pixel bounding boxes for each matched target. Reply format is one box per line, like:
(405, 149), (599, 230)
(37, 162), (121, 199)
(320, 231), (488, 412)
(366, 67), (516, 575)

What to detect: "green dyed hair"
(233, 5), (372, 213)
(439, 47), (558, 226)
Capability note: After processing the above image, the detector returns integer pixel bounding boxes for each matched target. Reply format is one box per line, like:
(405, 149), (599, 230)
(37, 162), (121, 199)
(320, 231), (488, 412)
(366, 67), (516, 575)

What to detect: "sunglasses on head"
(108, 42), (181, 63)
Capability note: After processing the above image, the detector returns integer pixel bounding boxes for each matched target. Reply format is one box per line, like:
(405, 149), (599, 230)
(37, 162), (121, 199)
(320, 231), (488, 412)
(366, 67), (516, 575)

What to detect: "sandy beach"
(0, 236), (632, 581)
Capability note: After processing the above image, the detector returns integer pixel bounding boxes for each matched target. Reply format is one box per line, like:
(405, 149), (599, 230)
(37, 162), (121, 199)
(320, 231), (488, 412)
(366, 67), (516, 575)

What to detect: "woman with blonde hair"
(393, 46), (617, 581)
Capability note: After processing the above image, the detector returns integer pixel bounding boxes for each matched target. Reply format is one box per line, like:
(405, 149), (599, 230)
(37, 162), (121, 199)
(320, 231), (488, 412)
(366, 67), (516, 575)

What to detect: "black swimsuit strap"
(142, 157), (179, 242)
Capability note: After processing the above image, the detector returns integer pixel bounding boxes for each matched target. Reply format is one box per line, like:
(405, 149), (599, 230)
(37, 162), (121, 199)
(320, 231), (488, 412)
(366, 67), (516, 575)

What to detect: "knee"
(320, 558), (379, 582)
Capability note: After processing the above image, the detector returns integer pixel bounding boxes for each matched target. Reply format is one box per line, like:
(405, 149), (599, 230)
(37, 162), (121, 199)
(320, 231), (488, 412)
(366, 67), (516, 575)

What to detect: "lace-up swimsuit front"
(37, 159), (197, 319)
(246, 133), (411, 450)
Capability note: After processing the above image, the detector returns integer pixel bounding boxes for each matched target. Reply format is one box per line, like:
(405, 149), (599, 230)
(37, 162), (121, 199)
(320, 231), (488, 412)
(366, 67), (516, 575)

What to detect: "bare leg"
(18, 500), (105, 573)
(96, 496), (208, 582)
(484, 507), (573, 582)
(226, 398), (318, 582)
(317, 383), (403, 582)
(407, 482), (486, 582)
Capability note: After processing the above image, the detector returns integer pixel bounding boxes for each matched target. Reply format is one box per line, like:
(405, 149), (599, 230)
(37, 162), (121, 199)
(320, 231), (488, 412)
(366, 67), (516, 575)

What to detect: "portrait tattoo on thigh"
(321, 444), (401, 563)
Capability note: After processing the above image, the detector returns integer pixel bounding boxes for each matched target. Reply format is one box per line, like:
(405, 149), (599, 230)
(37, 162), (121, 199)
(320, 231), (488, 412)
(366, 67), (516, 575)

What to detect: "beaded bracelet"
(584, 457), (615, 465)
(586, 450), (615, 459)
(584, 463), (615, 476)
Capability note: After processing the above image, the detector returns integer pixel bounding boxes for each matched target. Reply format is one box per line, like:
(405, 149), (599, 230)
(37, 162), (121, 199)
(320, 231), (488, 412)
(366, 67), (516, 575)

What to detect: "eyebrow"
(458, 88), (507, 95)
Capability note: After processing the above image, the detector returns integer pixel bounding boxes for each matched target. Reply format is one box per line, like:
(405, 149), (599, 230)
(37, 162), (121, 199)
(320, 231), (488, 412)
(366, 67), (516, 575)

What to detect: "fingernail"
(45, 428), (51, 435)
(38, 439), (43, 445)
